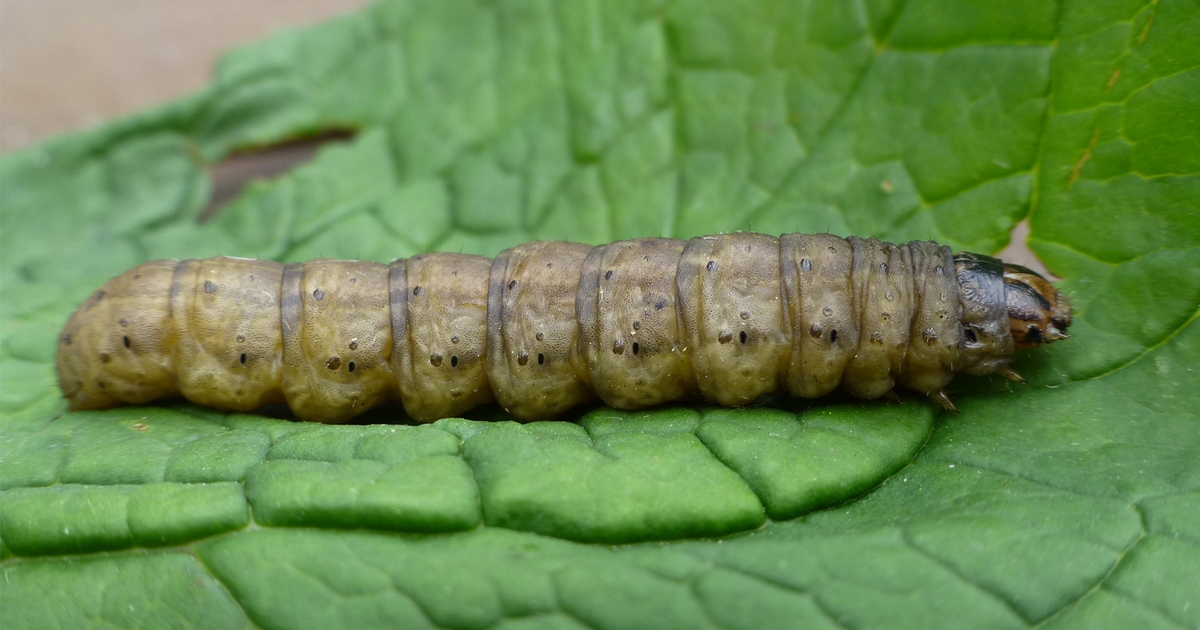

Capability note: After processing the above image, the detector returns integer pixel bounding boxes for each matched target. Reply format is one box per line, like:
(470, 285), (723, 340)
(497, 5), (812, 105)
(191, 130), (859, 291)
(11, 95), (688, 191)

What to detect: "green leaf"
(2, 0), (1197, 628)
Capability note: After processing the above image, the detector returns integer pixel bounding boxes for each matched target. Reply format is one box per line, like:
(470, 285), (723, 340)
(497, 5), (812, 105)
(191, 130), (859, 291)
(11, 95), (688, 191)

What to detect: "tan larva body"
(57, 233), (1071, 423)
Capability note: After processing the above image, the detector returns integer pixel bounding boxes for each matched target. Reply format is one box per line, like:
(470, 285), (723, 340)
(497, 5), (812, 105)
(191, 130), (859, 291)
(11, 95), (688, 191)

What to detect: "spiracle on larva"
(56, 232), (1072, 423)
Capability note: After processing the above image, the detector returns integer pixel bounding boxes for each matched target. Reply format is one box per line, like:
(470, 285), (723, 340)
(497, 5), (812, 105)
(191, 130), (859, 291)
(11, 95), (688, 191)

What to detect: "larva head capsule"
(1001, 263), (1072, 350)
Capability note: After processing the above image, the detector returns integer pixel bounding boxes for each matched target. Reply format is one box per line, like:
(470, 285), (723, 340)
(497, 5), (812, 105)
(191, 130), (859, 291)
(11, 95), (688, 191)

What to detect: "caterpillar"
(56, 233), (1072, 423)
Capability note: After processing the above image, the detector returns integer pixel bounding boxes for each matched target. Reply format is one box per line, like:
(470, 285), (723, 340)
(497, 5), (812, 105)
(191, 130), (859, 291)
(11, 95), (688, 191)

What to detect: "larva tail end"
(930, 390), (959, 414)
(1002, 264), (1072, 350)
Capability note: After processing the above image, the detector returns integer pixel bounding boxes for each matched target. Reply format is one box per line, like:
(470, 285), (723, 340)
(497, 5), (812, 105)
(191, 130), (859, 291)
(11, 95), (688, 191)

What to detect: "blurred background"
(0, 0), (370, 152)
(0, 0), (1047, 272)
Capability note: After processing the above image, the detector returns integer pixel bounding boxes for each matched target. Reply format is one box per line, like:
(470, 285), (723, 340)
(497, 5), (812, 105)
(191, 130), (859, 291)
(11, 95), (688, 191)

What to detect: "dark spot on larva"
(119, 318), (128, 327)
(809, 323), (822, 338)
(707, 261), (718, 272)
(745, 245), (751, 252)
(97, 380), (106, 389)
(349, 340), (358, 350)
(237, 334), (245, 343)
(413, 286), (424, 296)
(537, 353), (545, 365)
(62, 334), (72, 346)
(94, 290), (105, 301)
(327, 356), (341, 370)
(100, 352), (111, 364)
(740, 311), (750, 320)
(655, 300), (666, 310)
(546, 263), (552, 268)
(349, 277), (356, 285)
(613, 339), (625, 354)
(719, 329), (734, 344)
(823, 306), (833, 316)
(632, 320), (641, 330)
(739, 331), (747, 344)
(800, 258), (812, 272)
(605, 270), (614, 280)
(313, 288), (325, 300)
(963, 328), (978, 343)
(508, 280), (518, 290)
(882, 312), (890, 321)
(123, 335), (130, 349)
(632, 342), (640, 355)
(879, 262), (888, 273)
(935, 265), (944, 275)
(431, 353), (443, 367)
(248, 275), (254, 281)
(830, 329), (839, 343)
(204, 281), (216, 293)
(240, 353), (247, 364)
(451, 355), (458, 367)
(828, 246), (837, 253)
(451, 335), (460, 344)
(923, 328), (938, 344)
(348, 361), (356, 373)
(536, 331), (544, 341)
(518, 351), (529, 366)
(870, 331), (884, 345)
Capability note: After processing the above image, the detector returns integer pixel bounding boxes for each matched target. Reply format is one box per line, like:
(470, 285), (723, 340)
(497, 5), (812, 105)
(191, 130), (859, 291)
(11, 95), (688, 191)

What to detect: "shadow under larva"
(56, 233), (1073, 423)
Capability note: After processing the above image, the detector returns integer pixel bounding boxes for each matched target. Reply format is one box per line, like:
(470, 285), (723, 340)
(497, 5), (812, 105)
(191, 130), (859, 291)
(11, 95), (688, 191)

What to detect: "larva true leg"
(996, 366), (1025, 383)
(930, 390), (959, 413)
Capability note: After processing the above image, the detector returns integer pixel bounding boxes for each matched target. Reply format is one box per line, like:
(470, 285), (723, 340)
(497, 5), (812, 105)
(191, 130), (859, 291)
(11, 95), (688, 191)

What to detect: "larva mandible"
(56, 233), (1072, 423)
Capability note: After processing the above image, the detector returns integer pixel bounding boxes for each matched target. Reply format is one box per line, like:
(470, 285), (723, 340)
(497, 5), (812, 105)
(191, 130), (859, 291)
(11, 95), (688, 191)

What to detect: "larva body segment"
(780, 233), (859, 398)
(577, 238), (695, 409)
(391, 253), (494, 422)
(57, 232), (1073, 423)
(677, 232), (792, 406)
(896, 242), (962, 395)
(281, 260), (394, 422)
(173, 257), (285, 411)
(841, 237), (918, 399)
(488, 241), (596, 420)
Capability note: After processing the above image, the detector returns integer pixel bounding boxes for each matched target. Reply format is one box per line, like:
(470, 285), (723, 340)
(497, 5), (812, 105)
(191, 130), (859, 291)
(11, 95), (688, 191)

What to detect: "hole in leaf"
(201, 130), (356, 221)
